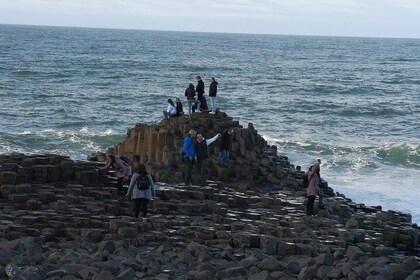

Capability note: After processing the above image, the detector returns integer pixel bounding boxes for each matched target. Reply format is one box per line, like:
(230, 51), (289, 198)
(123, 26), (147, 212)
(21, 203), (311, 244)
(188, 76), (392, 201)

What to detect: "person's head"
(228, 128), (235, 135)
(167, 98), (174, 106)
(137, 163), (148, 174)
(196, 75), (202, 80)
(313, 162), (320, 172)
(210, 77), (216, 82)
(175, 97), (181, 103)
(133, 154), (140, 162)
(188, 83), (194, 89)
(108, 155), (116, 162)
(189, 129), (197, 138)
(196, 133), (204, 143)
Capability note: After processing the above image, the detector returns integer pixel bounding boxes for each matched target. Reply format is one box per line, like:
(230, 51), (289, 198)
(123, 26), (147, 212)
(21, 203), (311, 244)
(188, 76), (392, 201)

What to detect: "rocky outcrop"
(93, 111), (332, 195)
(0, 152), (419, 279)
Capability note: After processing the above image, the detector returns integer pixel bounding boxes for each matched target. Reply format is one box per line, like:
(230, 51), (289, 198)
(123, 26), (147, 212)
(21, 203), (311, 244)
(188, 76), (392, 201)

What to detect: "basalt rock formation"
(0, 112), (419, 280)
(97, 111), (332, 196)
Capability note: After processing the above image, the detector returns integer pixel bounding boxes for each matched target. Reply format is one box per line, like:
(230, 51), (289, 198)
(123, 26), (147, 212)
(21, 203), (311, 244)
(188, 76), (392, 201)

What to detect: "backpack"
(136, 173), (150, 190)
(120, 156), (130, 165)
(303, 174), (309, 189)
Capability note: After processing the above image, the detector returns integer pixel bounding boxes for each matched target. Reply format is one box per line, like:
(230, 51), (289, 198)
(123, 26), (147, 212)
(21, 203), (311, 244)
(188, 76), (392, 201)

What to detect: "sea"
(0, 24), (419, 224)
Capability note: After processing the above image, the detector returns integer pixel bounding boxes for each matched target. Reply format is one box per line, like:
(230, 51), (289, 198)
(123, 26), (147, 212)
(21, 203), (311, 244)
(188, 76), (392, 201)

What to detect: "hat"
(196, 75), (202, 80)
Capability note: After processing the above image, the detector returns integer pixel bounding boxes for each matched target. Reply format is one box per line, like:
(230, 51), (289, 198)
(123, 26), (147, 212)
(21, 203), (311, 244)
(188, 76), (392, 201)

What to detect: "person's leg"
(220, 150), (227, 165)
(140, 198), (149, 218)
(200, 158), (208, 185)
(307, 196), (315, 215)
(163, 110), (168, 119)
(117, 177), (124, 195)
(187, 100), (192, 115)
(133, 198), (141, 218)
(185, 159), (193, 184)
(210, 97), (216, 112)
(195, 99), (201, 112)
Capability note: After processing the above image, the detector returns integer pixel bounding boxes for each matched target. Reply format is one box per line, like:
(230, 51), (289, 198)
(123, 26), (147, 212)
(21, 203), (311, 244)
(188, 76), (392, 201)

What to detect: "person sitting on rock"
(195, 132), (221, 186)
(102, 155), (132, 196)
(175, 97), (183, 116)
(306, 162), (320, 215)
(163, 98), (177, 119)
(126, 164), (155, 220)
(185, 83), (201, 116)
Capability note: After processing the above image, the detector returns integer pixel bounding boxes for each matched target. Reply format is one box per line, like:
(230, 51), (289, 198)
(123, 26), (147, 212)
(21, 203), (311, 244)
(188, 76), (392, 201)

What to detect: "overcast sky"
(1, 0), (419, 38)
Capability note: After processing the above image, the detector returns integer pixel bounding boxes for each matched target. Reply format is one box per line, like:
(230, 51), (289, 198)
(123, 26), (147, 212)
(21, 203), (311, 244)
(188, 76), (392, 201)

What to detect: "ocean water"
(1, 24), (419, 223)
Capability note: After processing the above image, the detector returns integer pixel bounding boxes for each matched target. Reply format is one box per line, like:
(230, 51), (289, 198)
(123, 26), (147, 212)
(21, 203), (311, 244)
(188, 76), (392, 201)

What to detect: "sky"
(1, 0), (420, 38)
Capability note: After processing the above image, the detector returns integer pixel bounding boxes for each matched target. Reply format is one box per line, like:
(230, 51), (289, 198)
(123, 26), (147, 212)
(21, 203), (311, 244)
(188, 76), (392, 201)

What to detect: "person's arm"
(206, 133), (221, 146)
(183, 138), (193, 158)
(126, 173), (138, 198)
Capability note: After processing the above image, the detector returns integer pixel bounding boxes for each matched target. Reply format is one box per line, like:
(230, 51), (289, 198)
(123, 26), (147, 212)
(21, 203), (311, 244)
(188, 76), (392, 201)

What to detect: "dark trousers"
(184, 158), (194, 184)
(133, 198), (149, 218)
(307, 195), (315, 215)
(117, 177), (124, 194)
(196, 158), (208, 185)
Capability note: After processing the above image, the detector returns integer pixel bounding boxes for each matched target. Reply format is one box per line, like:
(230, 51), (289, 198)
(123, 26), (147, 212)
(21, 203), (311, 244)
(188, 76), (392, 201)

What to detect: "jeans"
(318, 188), (324, 207)
(220, 150), (229, 165)
(184, 158), (194, 184)
(210, 96), (217, 112)
(187, 99), (201, 115)
(133, 198), (149, 218)
(163, 110), (176, 119)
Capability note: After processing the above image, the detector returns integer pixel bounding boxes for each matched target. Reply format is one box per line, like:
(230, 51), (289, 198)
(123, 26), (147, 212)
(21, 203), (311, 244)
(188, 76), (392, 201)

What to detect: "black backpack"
(136, 173), (150, 190)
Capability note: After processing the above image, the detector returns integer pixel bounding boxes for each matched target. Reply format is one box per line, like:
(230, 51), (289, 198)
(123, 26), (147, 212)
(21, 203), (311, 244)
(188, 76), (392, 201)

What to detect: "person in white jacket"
(195, 133), (221, 186)
(163, 99), (177, 119)
(126, 164), (155, 219)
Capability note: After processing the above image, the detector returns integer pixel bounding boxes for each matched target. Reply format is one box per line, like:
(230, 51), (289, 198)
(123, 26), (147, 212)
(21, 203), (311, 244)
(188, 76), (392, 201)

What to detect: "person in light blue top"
(126, 164), (155, 219)
(183, 129), (197, 185)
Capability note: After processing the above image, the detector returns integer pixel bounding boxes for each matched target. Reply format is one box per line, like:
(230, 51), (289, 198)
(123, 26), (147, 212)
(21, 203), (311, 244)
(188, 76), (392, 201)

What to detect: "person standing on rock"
(316, 158), (325, 209)
(102, 155), (132, 196)
(126, 164), (155, 220)
(196, 75), (208, 111)
(183, 129), (197, 185)
(209, 77), (218, 114)
(185, 83), (201, 116)
(195, 132), (221, 186)
(219, 128), (234, 166)
(306, 162), (320, 215)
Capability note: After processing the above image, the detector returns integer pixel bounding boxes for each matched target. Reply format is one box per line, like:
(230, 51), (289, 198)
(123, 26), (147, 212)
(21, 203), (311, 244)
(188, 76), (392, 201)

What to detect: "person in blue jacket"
(183, 129), (197, 185)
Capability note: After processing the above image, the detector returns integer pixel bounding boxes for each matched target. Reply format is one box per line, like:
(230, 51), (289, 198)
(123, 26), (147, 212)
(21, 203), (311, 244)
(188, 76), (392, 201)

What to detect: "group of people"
(305, 158), (325, 215)
(163, 75), (219, 119)
(182, 128), (234, 186)
(102, 154), (155, 220)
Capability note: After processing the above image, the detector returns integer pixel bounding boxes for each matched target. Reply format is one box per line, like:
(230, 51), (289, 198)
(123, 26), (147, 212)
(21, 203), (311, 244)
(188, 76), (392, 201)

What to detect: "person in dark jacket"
(175, 97), (183, 116)
(219, 128), (234, 166)
(195, 132), (221, 186)
(185, 83), (201, 116)
(196, 75), (208, 111)
(209, 77), (218, 114)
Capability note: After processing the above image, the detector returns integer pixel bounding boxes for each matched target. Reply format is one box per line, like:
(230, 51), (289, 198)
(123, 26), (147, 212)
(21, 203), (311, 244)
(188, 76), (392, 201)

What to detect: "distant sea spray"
(0, 24), (419, 223)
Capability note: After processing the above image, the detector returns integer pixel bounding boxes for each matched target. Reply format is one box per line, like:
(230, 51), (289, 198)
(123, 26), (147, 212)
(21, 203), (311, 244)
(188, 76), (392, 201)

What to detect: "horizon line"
(1, 22), (420, 41)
